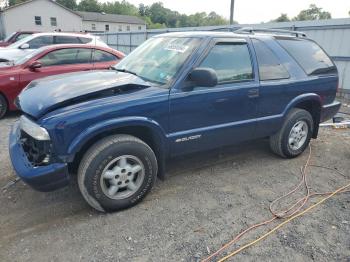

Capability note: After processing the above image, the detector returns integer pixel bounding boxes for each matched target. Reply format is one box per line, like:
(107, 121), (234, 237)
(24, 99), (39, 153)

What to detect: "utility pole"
(230, 0), (235, 24)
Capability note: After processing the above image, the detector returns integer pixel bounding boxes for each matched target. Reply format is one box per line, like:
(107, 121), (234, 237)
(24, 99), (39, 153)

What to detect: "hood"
(16, 70), (152, 118)
(0, 48), (31, 62)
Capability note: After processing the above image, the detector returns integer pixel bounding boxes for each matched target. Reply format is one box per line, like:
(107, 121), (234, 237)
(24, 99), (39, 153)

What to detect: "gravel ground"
(0, 109), (349, 262)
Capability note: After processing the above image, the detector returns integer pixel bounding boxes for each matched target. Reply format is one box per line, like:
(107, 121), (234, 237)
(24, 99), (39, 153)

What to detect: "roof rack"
(234, 27), (307, 37)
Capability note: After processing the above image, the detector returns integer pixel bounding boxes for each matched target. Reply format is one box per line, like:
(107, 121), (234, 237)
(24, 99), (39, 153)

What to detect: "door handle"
(248, 88), (259, 98)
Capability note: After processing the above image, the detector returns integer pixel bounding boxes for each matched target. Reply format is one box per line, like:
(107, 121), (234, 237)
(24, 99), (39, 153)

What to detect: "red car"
(0, 31), (37, 47)
(0, 44), (124, 118)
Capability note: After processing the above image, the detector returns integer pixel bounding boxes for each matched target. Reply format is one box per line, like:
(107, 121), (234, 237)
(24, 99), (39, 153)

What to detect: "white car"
(0, 32), (108, 62)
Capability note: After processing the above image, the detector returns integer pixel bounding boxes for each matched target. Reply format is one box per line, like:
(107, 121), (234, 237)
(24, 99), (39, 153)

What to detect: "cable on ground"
(202, 144), (350, 262)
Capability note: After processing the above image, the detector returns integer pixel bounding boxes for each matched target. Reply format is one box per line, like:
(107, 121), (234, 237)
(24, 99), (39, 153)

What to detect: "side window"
(93, 49), (118, 62)
(79, 37), (91, 44)
(55, 36), (80, 44)
(200, 42), (253, 84)
(38, 48), (92, 66)
(27, 36), (53, 48)
(277, 38), (335, 75)
(252, 39), (290, 81)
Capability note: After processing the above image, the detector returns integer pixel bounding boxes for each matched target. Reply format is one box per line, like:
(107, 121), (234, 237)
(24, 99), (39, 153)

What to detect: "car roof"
(155, 31), (303, 41)
(30, 32), (95, 38)
(37, 44), (115, 52)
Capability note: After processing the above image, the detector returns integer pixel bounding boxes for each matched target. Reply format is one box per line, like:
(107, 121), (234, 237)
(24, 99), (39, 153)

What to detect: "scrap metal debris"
(2, 177), (21, 192)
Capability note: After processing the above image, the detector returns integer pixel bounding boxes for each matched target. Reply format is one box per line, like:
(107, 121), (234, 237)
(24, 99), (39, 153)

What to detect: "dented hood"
(16, 70), (151, 118)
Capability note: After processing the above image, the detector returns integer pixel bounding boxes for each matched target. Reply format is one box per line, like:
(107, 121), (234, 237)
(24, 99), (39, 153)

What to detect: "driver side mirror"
(28, 61), (42, 71)
(187, 68), (218, 89)
(19, 43), (30, 49)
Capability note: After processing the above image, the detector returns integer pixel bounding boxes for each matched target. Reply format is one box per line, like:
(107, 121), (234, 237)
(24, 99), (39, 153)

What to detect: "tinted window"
(79, 37), (91, 44)
(252, 39), (289, 81)
(55, 36), (80, 44)
(38, 48), (92, 66)
(27, 36), (53, 48)
(94, 50), (118, 62)
(200, 43), (253, 83)
(277, 38), (335, 75)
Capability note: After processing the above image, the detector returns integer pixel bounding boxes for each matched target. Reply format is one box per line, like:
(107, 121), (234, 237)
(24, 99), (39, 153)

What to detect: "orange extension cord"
(202, 145), (350, 262)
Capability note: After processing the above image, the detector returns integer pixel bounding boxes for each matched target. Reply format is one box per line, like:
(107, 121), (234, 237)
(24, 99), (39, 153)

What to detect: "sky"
(124, 0), (350, 24)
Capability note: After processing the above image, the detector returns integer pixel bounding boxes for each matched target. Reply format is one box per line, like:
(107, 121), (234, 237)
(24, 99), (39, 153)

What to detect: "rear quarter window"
(277, 38), (336, 75)
(252, 39), (289, 81)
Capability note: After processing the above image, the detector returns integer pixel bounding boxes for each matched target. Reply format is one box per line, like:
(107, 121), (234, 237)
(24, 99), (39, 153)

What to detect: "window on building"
(252, 39), (289, 81)
(15, 33), (32, 41)
(105, 24), (109, 31)
(34, 16), (42, 26)
(118, 25), (122, 32)
(200, 42), (253, 84)
(91, 24), (96, 30)
(277, 38), (336, 75)
(127, 25), (130, 31)
(138, 26), (142, 30)
(38, 48), (92, 66)
(93, 49), (119, 62)
(50, 17), (57, 26)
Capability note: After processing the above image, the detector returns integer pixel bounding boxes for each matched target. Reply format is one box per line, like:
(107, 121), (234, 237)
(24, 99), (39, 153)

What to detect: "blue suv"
(9, 29), (340, 212)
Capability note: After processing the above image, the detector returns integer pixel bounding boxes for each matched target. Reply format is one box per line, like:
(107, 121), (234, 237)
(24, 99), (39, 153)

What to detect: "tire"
(270, 108), (313, 158)
(0, 94), (8, 119)
(78, 134), (158, 212)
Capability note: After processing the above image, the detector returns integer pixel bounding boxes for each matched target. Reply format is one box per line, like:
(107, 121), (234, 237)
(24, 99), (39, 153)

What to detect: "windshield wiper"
(112, 67), (138, 76)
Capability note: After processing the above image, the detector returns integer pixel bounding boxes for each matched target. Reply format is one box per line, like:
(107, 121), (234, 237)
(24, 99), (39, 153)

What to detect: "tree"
(293, 4), (331, 21)
(56, 0), (77, 10)
(272, 13), (290, 22)
(8, 0), (27, 6)
(77, 0), (100, 12)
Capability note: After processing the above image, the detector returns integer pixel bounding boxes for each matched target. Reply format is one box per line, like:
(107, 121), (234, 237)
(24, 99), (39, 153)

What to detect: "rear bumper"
(9, 122), (70, 192)
(320, 101), (341, 123)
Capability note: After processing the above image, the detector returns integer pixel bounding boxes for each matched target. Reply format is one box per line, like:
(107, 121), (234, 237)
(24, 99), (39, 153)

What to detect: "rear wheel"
(270, 109), (313, 158)
(0, 94), (8, 119)
(78, 134), (158, 212)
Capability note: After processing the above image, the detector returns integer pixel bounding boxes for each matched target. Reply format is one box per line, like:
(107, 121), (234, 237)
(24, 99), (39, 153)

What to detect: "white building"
(76, 11), (146, 33)
(0, 0), (146, 39)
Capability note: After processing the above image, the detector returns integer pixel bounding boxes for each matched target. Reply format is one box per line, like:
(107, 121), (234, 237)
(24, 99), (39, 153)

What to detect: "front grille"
(20, 131), (51, 166)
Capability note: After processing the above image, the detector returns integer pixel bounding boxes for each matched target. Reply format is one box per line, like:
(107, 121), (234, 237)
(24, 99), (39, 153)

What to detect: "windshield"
(114, 37), (201, 85)
(13, 48), (44, 65)
(4, 32), (16, 42)
(7, 34), (36, 48)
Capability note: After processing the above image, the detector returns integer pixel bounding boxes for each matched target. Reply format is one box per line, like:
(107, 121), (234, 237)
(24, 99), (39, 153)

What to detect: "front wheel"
(270, 109), (313, 158)
(78, 134), (158, 212)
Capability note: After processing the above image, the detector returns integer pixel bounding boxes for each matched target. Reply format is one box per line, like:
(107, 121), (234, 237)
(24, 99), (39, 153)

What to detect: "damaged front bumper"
(9, 122), (70, 192)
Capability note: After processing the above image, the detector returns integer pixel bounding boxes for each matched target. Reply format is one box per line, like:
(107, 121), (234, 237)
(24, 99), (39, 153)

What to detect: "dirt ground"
(0, 108), (349, 262)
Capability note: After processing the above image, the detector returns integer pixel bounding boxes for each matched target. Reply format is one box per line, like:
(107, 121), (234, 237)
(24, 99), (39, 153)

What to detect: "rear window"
(79, 37), (91, 44)
(277, 38), (336, 75)
(93, 49), (118, 62)
(252, 39), (289, 81)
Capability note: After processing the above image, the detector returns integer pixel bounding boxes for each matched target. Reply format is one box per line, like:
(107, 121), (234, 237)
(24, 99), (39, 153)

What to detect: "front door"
(168, 39), (259, 156)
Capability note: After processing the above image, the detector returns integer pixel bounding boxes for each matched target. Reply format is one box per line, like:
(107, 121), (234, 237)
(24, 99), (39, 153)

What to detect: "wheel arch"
(284, 94), (322, 138)
(67, 117), (168, 178)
